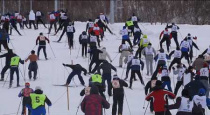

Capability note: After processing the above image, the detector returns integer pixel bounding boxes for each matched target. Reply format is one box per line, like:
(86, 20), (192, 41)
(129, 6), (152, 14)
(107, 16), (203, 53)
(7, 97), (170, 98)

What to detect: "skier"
(0, 49), (15, 81)
(154, 48), (170, 71)
(35, 10), (47, 29)
(86, 19), (94, 35)
(55, 18), (70, 42)
(16, 13), (23, 29)
(89, 23), (102, 44)
(125, 20), (134, 36)
(89, 32), (99, 49)
(123, 51), (135, 80)
(180, 37), (191, 65)
(9, 55), (24, 87)
(36, 32), (50, 60)
(133, 24), (142, 46)
(25, 50), (38, 80)
(48, 12), (57, 34)
(10, 15), (22, 35)
(145, 70), (158, 112)
(98, 47), (112, 62)
(88, 47), (103, 73)
(192, 55), (206, 73)
(0, 28), (10, 52)
(192, 88), (209, 115)
(79, 31), (89, 57)
(169, 47), (182, 71)
(146, 80), (176, 115)
(22, 16), (29, 29)
(160, 65), (172, 92)
(172, 63), (186, 96)
(58, 11), (68, 30)
(18, 82), (33, 115)
(166, 89), (193, 115)
(198, 63), (210, 97)
(28, 10), (37, 29)
(119, 43), (132, 67)
(26, 86), (52, 115)
(129, 13), (140, 25)
(128, 56), (145, 89)
(185, 33), (199, 62)
(66, 22), (75, 49)
(159, 27), (171, 53)
(141, 42), (156, 75)
(63, 63), (87, 86)
(185, 75), (206, 98)
(135, 34), (150, 58)
(89, 73), (106, 98)
(97, 60), (117, 96)
(120, 26), (132, 48)
(167, 23), (180, 49)
(81, 85), (110, 115)
(97, 15), (113, 34)
(111, 74), (128, 115)
(2, 14), (10, 33)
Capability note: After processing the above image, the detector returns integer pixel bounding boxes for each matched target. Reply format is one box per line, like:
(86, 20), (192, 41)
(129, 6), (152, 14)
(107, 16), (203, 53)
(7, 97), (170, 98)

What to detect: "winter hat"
(188, 66), (194, 70)
(123, 26), (126, 29)
(163, 65), (167, 69)
(182, 89), (189, 97)
(188, 33), (191, 36)
(82, 31), (86, 35)
(90, 85), (99, 94)
(40, 32), (43, 35)
(159, 48), (164, 53)
(113, 74), (119, 79)
(148, 43), (152, 46)
(35, 86), (42, 91)
(31, 50), (35, 54)
(143, 35), (147, 38)
(25, 82), (30, 87)
(198, 88), (206, 96)
(203, 62), (208, 67)
(155, 80), (162, 86)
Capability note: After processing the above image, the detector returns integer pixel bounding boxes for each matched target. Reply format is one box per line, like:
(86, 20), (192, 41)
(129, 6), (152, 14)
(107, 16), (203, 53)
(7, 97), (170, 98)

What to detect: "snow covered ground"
(0, 22), (210, 115)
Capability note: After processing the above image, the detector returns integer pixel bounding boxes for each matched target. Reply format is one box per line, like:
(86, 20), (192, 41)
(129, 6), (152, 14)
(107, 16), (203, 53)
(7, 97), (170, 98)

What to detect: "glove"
(172, 67), (175, 70)
(62, 63), (66, 66)
(84, 73), (87, 76)
(110, 60), (112, 62)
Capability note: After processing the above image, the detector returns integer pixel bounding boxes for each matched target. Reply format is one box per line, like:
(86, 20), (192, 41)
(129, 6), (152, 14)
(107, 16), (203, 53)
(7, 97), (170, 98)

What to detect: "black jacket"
(64, 64), (87, 74)
(185, 80), (206, 98)
(97, 61), (116, 75)
(111, 78), (128, 96)
(0, 51), (16, 65)
(89, 48), (103, 60)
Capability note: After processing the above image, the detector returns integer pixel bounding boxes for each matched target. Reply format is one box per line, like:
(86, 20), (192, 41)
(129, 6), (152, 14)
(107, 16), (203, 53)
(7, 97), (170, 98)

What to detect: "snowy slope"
(0, 22), (210, 115)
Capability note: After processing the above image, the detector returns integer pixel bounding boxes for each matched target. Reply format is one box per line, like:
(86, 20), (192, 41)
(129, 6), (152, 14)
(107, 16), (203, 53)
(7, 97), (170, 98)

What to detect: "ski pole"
(143, 102), (149, 115)
(124, 92), (131, 115)
(121, 64), (126, 79)
(48, 43), (56, 58)
(19, 68), (26, 83)
(53, 90), (66, 105)
(9, 40), (15, 50)
(64, 66), (77, 87)
(76, 45), (81, 59)
(2, 72), (10, 87)
(76, 96), (83, 115)
(178, 30), (183, 39)
(67, 85), (70, 111)
(143, 99), (146, 109)
(16, 97), (22, 115)
(112, 53), (120, 62)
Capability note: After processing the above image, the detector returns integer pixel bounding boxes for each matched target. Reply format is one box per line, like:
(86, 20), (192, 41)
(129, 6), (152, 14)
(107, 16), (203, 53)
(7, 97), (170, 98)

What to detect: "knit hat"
(35, 86), (42, 91)
(198, 88), (206, 96)
(113, 74), (119, 79)
(182, 89), (189, 97)
(159, 48), (164, 53)
(203, 63), (208, 67)
(148, 43), (152, 46)
(155, 80), (162, 86)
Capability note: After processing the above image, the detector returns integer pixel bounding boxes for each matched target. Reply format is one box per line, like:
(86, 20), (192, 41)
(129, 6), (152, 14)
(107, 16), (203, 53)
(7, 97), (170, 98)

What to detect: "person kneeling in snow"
(26, 86), (51, 115)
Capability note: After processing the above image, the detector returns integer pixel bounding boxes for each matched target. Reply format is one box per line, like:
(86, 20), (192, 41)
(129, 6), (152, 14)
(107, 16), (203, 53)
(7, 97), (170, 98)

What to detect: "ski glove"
(63, 63), (66, 66)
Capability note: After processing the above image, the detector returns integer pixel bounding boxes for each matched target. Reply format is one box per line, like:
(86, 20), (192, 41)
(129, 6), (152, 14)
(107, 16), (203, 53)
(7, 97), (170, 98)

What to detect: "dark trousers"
(29, 20), (36, 29)
(122, 39), (132, 48)
(82, 44), (87, 57)
(0, 41), (9, 52)
(160, 36), (170, 52)
(181, 51), (190, 64)
(57, 28), (66, 42)
(102, 73), (112, 96)
(48, 21), (57, 34)
(130, 70), (144, 88)
(37, 46), (47, 58)
(10, 67), (19, 86)
(96, 36), (101, 47)
(189, 48), (194, 62)
(66, 71), (85, 85)
(28, 70), (37, 80)
(1, 65), (10, 79)
(10, 25), (21, 35)
(135, 46), (144, 58)
(171, 32), (179, 49)
(22, 97), (31, 115)
(36, 18), (46, 28)
(22, 21), (29, 29)
(17, 22), (23, 29)
(174, 81), (183, 96)
(169, 58), (181, 70)
(133, 35), (140, 45)
(67, 37), (73, 49)
(112, 94), (124, 115)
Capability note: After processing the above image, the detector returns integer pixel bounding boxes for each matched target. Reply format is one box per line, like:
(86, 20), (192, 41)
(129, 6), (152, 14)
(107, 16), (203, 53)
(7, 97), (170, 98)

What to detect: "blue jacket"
(127, 59), (144, 71)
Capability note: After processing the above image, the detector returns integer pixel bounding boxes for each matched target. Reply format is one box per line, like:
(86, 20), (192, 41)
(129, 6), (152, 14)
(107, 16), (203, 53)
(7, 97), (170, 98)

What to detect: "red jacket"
(159, 30), (172, 39)
(146, 89), (175, 112)
(81, 94), (110, 115)
(89, 24), (103, 36)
